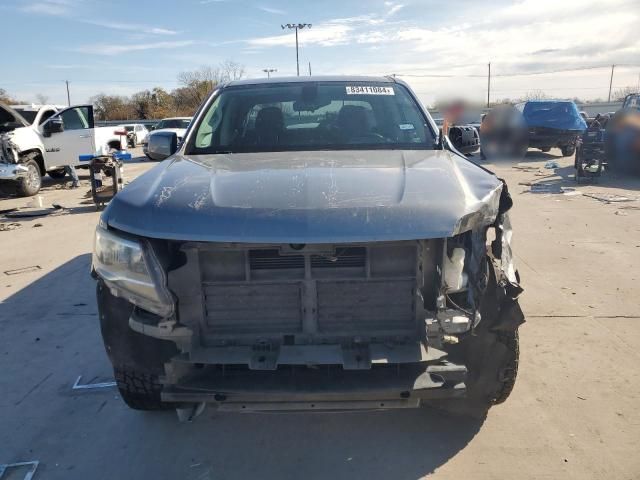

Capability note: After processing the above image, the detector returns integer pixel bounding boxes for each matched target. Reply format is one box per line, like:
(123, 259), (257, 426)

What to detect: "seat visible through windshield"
(189, 82), (435, 153)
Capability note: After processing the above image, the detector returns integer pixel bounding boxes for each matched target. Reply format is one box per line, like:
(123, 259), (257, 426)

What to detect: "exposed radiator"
(199, 243), (421, 339)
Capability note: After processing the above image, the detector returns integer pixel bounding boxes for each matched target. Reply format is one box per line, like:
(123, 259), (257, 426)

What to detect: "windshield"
(124, 126), (134, 132)
(13, 109), (36, 125)
(157, 119), (190, 129)
(623, 94), (639, 109)
(188, 82), (435, 154)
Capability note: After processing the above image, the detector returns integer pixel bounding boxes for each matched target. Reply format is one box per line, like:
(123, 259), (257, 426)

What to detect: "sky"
(2, 0), (640, 106)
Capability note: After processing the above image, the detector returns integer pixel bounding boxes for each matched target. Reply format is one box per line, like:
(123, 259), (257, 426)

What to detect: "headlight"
(92, 226), (174, 317)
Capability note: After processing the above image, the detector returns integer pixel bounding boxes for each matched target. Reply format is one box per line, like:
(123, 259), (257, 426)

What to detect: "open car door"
(40, 105), (96, 169)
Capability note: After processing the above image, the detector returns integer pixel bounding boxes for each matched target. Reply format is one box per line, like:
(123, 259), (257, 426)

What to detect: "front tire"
(97, 282), (179, 411)
(16, 154), (42, 197)
(114, 366), (167, 410)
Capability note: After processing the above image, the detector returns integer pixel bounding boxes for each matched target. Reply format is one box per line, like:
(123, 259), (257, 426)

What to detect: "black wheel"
(561, 145), (576, 157)
(16, 153), (42, 197)
(540, 147), (551, 152)
(114, 366), (169, 410)
(97, 281), (179, 411)
(48, 168), (66, 179)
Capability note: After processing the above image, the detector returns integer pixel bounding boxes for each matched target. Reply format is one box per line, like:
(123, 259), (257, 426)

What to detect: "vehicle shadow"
(0, 254), (486, 480)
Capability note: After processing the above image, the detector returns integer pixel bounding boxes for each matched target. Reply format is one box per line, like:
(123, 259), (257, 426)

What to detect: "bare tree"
(524, 90), (550, 101)
(613, 86), (639, 102)
(0, 88), (19, 104)
(177, 66), (222, 108)
(220, 60), (245, 81)
(177, 60), (246, 111)
(35, 93), (49, 104)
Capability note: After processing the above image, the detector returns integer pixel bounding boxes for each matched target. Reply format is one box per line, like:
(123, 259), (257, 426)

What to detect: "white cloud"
(21, 0), (73, 16)
(258, 5), (286, 15)
(384, 1), (404, 16)
(81, 19), (178, 35)
(71, 40), (195, 56)
(247, 15), (386, 48)
(21, 1), (177, 35)
(248, 23), (351, 47)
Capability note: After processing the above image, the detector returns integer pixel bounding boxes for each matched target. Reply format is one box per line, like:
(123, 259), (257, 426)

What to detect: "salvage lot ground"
(1, 147), (639, 480)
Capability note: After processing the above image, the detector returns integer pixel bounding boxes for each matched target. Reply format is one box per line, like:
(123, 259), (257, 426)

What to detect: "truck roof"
(226, 75), (398, 87)
(11, 104), (66, 111)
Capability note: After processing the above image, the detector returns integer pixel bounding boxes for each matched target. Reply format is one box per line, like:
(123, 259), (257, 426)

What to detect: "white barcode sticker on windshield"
(346, 85), (395, 95)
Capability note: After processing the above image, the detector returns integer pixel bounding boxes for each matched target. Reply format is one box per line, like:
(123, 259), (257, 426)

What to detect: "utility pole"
(608, 64), (615, 102)
(281, 23), (312, 76)
(65, 80), (71, 106)
(308, 61), (312, 76)
(487, 62), (491, 108)
(262, 68), (277, 78)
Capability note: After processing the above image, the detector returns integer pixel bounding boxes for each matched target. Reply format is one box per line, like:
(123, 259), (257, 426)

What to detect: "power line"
(393, 63), (640, 79)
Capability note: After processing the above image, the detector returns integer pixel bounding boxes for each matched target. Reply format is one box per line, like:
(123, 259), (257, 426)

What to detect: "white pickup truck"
(0, 103), (127, 196)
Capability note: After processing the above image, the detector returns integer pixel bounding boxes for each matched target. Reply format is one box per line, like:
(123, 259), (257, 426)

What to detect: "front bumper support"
(161, 362), (467, 411)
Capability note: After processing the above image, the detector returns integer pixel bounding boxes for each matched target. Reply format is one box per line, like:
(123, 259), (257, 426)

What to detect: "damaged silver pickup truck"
(93, 76), (524, 415)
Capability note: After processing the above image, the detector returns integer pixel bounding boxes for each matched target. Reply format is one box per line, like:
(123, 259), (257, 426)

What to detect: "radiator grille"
(199, 243), (419, 338)
(317, 279), (415, 332)
(249, 249), (304, 270)
(204, 283), (302, 334)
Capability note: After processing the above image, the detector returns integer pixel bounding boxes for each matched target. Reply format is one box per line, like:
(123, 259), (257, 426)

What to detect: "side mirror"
(147, 131), (178, 160)
(43, 117), (64, 137)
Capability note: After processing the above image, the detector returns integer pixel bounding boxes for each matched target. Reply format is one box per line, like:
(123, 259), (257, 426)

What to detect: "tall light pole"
(281, 23), (312, 76)
(262, 68), (277, 78)
(487, 62), (491, 108)
(607, 64), (615, 103)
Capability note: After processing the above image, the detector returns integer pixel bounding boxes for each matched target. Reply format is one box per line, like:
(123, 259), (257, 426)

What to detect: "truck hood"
(104, 150), (503, 243)
(150, 128), (187, 137)
(0, 102), (29, 132)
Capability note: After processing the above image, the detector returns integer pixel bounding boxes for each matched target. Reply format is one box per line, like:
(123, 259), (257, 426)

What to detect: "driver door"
(40, 105), (96, 169)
